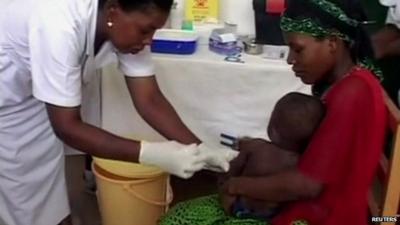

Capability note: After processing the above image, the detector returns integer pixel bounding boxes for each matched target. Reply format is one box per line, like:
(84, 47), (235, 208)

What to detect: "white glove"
(139, 141), (207, 179)
(198, 144), (239, 173)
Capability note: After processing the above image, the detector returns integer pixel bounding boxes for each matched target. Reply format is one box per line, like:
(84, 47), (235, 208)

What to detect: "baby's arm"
(237, 142), (299, 213)
(238, 138), (271, 153)
(218, 137), (269, 186)
(217, 150), (248, 192)
(218, 138), (274, 215)
(217, 151), (248, 215)
(220, 151), (247, 180)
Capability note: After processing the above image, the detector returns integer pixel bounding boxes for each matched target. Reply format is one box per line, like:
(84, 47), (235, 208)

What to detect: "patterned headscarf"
(280, 0), (383, 80)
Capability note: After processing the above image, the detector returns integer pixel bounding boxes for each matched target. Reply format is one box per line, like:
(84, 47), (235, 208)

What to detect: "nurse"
(373, 0), (400, 59)
(0, 0), (237, 225)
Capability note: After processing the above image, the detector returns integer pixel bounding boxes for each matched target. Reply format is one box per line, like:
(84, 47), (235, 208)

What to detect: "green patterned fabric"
(308, 0), (358, 26)
(291, 220), (308, 225)
(158, 195), (308, 225)
(280, 17), (351, 41)
(280, 0), (357, 40)
(159, 195), (266, 225)
(359, 58), (383, 79)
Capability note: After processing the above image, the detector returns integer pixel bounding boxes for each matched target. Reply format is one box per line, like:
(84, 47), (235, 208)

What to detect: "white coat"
(380, 0), (400, 28)
(0, 0), (155, 224)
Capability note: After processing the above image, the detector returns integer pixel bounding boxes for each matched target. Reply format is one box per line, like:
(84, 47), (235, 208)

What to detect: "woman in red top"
(159, 0), (387, 224)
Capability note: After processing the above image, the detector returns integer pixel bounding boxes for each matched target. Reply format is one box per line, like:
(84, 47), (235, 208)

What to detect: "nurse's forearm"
(46, 104), (140, 162)
(385, 39), (400, 57)
(137, 93), (200, 144)
(372, 25), (400, 44)
(126, 76), (200, 144)
(373, 25), (400, 58)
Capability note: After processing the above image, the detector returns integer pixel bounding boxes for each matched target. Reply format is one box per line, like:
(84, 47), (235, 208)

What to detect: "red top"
(273, 67), (387, 225)
(266, 0), (286, 14)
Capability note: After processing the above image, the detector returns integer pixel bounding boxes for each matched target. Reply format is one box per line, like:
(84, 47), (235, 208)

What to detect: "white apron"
(0, 0), (95, 224)
(0, 0), (154, 223)
(0, 34), (102, 225)
(380, 0), (400, 28)
(0, 51), (70, 225)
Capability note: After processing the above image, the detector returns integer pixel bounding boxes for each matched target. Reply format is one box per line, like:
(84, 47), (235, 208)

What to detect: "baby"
(219, 92), (326, 220)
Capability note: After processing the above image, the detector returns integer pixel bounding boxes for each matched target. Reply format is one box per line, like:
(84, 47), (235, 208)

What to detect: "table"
(101, 46), (310, 146)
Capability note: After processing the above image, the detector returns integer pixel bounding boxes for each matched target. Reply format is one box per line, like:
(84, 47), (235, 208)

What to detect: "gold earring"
(107, 21), (113, 27)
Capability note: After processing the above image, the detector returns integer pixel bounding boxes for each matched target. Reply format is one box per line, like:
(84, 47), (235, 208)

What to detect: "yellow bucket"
(93, 158), (172, 225)
(94, 156), (164, 178)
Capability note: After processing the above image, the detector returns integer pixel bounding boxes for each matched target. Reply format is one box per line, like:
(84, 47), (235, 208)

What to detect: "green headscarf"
(280, 0), (383, 81)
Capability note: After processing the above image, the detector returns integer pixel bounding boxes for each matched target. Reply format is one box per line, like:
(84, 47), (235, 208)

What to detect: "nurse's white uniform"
(380, 0), (400, 29)
(380, 0), (400, 104)
(0, 0), (154, 224)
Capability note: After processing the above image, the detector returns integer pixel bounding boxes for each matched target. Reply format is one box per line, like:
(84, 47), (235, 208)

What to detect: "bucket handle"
(122, 182), (173, 206)
(92, 164), (173, 206)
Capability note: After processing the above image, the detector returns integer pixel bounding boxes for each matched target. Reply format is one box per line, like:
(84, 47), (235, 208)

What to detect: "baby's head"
(268, 92), (325, 153)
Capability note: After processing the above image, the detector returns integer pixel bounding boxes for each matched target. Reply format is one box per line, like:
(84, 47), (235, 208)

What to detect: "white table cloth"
(101, 46), (310, 146)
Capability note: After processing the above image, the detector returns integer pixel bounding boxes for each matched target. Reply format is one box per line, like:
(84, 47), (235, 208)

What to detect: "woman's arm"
(225, 169), (323, 202)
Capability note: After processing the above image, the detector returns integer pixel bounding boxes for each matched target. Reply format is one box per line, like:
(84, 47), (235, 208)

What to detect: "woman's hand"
(220, 192), (236, 215)
(222, 177), (241, 195)
(220, 178), (240, 215)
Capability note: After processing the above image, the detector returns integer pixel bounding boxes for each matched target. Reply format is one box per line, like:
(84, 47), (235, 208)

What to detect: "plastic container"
(194, 23), (224, 45)
(94, 156), (163, 178)
(170, 0), (184, 29)
(209, 38), (240, 55)
(208, 28), (240, 55)
(151, 29), (198, 54)
(93, 164), (172, 225)
(92, 134), (172, 225)
(243, 37), (263, 55)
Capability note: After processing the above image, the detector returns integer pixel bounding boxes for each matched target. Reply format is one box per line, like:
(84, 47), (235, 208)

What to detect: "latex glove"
(198, 144), (239, 173)
(139, 141), (207, 179)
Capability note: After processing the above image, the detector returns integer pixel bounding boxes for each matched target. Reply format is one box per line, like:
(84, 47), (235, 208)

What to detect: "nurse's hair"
(99, 0), (173, 13)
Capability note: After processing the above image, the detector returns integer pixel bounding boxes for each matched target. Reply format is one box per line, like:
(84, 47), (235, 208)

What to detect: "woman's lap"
(159, 195), (267, 225)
